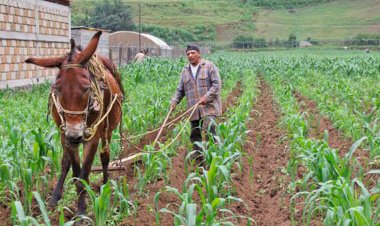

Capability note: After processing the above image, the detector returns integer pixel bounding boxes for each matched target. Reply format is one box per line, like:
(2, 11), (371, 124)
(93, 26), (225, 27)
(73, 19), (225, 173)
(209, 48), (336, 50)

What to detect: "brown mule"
(25, 31), (124, 217)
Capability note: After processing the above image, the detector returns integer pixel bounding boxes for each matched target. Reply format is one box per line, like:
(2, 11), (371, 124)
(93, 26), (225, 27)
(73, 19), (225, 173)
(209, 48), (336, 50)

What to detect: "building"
(71, 26), (110, 57)
(109, 31), (172, 65)
(0, 0), (70, 89)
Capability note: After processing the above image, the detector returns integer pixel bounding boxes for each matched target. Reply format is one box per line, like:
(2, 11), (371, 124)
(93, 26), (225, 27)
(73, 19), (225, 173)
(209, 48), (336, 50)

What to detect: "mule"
(25, 31), (124, 216)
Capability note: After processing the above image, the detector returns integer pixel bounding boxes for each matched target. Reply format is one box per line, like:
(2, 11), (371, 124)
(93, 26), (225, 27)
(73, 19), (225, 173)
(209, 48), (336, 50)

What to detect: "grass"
(254, 0), (380, 40)
(71, 0), (256, 29)
(4, 49), (380, 224)
(72, 0), (380, 42)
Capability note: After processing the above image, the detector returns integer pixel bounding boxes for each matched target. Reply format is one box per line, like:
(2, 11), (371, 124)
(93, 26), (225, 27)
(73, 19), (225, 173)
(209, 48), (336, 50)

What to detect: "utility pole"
(139, 3), (141, 51)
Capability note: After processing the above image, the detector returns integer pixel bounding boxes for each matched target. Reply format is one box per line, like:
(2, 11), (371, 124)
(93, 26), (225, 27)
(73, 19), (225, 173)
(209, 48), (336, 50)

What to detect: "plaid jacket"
(171, 59), (222, 121)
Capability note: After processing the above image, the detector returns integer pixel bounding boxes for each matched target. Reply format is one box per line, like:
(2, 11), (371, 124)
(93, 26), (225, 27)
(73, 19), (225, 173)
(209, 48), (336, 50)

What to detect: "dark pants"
(190, 116), (217, 152)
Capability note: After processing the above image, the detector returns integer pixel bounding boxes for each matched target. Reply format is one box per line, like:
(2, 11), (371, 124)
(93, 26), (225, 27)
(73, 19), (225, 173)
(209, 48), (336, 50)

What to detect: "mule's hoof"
(48, 195), (60, 208)
(73, 214), (91, 226)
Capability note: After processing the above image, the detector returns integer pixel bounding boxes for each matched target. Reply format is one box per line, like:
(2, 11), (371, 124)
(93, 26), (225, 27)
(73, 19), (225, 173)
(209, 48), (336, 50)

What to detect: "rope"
(118, 102), (200, 153)
(60, 64), (84, 69)
(108, 102), (200, 167)
(50, 92), (65, 132)
(151, 102), (199, 153)
(83, 94), (119, 141)
(132, 102), (199, 154)
(124, 103), (200, 140)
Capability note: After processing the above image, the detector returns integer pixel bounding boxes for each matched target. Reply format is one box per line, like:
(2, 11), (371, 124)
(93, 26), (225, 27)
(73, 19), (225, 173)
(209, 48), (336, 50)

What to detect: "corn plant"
(80, 178), (134, 226)
(264, 57), (380, 225)
(299, 177), (379, 225)
(11, 201), (39, 226)
(154, 70), (257, 225)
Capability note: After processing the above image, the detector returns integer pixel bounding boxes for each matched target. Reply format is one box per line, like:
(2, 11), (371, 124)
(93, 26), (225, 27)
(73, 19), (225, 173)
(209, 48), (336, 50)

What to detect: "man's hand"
(199, 96), (207, 105)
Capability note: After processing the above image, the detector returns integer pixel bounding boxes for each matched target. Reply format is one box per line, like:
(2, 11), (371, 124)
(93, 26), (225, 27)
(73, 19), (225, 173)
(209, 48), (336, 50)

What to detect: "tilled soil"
(293, 91), (369, 160)
(293, 91), (352, 154)
(231, 79), (291, 226)
(293, 91), (378, 206)
(119, 81), (244, 225)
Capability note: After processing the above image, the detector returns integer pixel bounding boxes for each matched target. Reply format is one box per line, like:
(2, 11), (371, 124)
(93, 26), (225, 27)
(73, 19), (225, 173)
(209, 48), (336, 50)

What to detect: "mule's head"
(26, 31), (102, 148)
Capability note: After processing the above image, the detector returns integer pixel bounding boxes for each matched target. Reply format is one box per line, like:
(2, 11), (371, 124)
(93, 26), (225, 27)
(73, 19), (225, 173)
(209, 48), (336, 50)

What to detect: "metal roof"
(109, 31), (172, 50)
(45, 0), (70, 6)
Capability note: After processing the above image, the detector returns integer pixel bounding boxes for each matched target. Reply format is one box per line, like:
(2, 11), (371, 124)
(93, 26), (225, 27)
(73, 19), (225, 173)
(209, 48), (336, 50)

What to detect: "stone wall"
(0, 0), (70, 89)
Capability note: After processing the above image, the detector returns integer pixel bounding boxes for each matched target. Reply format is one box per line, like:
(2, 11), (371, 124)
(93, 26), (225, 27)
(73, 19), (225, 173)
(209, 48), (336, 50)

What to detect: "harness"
(48, 56), (123, 146)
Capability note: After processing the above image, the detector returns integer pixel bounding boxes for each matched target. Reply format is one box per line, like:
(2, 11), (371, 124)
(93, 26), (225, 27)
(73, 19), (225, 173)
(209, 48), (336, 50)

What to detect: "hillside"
(71, 0), (380, 43)
(253, 0), (380, 40)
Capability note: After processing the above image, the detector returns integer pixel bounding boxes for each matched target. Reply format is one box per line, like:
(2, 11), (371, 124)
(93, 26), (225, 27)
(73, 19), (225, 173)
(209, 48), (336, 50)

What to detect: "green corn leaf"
(345, 137), (367, 161)
(32, 191), (51, 226)
(186, 203), (197, 226)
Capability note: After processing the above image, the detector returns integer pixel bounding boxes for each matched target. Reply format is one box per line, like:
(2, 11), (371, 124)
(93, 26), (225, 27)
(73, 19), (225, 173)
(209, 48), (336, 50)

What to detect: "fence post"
(109, 48), (113, 64)
(118, 47), (122, 66)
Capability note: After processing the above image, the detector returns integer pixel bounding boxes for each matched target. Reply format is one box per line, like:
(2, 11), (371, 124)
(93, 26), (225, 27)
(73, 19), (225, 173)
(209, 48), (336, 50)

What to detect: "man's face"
(186, 50), (200, 65)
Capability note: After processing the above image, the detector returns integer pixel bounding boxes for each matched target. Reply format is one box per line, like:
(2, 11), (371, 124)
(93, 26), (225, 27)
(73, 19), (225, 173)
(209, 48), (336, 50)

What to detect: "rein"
(49, 58), (123, 145)
(51, 91), (89, 116)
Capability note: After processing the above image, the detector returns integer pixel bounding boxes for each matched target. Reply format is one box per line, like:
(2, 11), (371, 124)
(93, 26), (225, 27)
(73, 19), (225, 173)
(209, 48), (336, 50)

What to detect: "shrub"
(345, 34), (380, 46)
(140, 24), (215, 43)
(232, 35), (254, 49)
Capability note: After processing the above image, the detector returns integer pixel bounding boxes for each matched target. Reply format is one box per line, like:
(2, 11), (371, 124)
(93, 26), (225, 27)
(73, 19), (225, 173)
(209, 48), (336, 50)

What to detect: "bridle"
(49, 61), (120, 142)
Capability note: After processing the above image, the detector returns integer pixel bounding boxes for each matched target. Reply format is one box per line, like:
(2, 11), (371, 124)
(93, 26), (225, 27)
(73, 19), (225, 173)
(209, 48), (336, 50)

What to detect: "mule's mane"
(67, 51), (75, 63)
(66, 44), (83, 63)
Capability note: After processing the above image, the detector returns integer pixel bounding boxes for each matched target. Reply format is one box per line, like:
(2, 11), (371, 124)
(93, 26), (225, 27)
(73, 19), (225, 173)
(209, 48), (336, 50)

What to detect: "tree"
(88, 0), (135, 32)
(232, 35), (254, 49)
(287, 33), (298, 48)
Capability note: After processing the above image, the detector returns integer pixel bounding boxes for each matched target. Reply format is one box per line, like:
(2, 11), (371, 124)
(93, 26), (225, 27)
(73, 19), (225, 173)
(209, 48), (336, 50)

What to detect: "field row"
(0, 51), (379, 225)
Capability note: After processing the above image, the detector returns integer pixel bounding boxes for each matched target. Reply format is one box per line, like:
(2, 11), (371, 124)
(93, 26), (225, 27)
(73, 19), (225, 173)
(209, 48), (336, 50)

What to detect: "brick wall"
(0, 0), (70, 89)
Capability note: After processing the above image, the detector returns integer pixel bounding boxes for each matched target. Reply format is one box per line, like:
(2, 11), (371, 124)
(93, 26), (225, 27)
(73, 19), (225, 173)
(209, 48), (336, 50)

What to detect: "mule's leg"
(76, 139), (99, 216)
(67, 147), (81, 178)
(100, 136), (111, 184)
(49, 148), (71, 207)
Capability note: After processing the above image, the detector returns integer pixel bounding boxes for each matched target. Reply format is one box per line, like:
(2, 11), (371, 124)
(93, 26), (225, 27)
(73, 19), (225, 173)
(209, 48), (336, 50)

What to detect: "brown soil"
(3, 82), (244, 225)
(215, 22), (244, 42)
(0, 202), (11, 225)
(293, 91), (378, 201)
(231, 79), (291, 225)
(293, 91), (369, 161)
(118, 80), (243, 162)
(118, 81), (244, 225)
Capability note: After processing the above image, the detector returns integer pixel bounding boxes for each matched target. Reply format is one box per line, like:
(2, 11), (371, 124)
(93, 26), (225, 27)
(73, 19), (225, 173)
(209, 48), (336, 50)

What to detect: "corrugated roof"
(44, 0), (70, 6)
(141, 33), (171, 49)
(110, 31), (172, 50)
(71, 26), (111, 32)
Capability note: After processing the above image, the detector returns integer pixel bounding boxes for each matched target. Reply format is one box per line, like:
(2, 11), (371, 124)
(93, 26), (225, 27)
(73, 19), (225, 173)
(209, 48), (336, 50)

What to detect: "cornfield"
(1, 50), (379, 225)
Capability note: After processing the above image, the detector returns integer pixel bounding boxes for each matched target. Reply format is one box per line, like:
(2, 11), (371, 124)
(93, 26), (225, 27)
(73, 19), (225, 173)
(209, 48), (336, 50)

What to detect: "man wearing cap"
(170, 44), (222, 164)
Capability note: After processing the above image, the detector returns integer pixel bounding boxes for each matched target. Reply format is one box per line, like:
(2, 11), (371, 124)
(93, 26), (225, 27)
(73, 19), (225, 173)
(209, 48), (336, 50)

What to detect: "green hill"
(253, 0), (380, 40)
(71, 0), (380, 43)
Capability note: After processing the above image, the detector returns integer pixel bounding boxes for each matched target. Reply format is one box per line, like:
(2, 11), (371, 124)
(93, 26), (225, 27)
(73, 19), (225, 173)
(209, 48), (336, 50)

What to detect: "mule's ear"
(25, 56), (65, 68)
(77, 31), (102, 65)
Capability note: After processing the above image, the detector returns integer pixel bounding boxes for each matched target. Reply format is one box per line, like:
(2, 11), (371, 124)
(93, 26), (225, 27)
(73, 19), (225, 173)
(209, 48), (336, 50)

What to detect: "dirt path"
(293, 91), (370, 163)
(293, 91), (377, 193)
(232, 79), (291, 225)
(121, 82), (244, 225)
(293, 91), (352, 154)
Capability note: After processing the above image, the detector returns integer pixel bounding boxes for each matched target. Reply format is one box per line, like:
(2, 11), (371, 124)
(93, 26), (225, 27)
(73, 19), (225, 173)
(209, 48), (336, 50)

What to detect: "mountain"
(71, 0), (380, 43)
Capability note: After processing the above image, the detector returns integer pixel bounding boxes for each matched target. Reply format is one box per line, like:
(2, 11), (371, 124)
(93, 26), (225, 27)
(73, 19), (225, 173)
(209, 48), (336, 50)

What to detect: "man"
(134, 50), (145, 63)
(170, 44), (222, 163)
